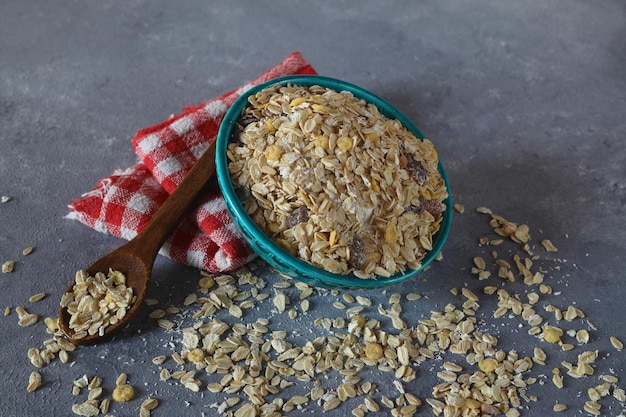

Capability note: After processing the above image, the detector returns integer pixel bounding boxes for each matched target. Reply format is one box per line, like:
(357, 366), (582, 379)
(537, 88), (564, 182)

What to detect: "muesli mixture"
(227, 84), (448, 278)
(60, 269), (135, 339)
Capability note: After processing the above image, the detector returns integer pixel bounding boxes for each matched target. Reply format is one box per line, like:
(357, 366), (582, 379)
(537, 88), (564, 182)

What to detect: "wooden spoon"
(59, 140), (217, 345)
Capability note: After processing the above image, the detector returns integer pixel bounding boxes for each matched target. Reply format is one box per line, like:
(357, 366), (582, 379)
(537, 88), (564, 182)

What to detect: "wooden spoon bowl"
(59, 140), (217, 345)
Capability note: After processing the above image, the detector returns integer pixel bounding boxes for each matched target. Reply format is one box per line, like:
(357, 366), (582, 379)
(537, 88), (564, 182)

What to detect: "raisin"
(405, 204), (424, 215)
(404, 197), (443, 218)
(251, 208), (267, 229)
(419, 197), (443, 218)
(231, 115), (260, 142)
(348, 234), (366, 270)
(404, 153), (427, 185)
(239, 115), (260, 126)
(288, 206), (309, 228)
(235, 186), (251, 204)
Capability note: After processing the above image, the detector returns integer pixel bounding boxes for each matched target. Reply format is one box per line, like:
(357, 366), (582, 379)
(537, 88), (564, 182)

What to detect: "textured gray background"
(1, 1), (625, 416)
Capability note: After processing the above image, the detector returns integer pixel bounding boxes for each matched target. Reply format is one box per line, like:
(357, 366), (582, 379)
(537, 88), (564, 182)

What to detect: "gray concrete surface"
(1, 1), (625, 416)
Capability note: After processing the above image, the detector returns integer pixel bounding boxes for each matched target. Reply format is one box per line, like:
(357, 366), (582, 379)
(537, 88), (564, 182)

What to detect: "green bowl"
(216, 75), (452, 289)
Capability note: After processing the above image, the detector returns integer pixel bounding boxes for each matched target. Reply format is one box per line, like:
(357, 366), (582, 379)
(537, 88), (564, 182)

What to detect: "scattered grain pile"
(11, 206), (625, 417)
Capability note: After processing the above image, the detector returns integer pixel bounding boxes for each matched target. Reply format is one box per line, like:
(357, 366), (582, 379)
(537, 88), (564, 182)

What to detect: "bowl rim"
(216, 74), (452, 288)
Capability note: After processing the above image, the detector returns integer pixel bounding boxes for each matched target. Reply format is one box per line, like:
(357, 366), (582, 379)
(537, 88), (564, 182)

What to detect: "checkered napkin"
(67, 52), (317, 272)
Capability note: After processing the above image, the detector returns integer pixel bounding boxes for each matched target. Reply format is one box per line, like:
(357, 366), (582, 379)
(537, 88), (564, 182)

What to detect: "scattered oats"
(115, 373), (127, 387)
(27, 371), (42, 392)
(476, 206), (492, 214)
(148, 309), (166, 319)
(273, 290), (288, 313)
(165, 306), (181, 314)
(541, 239), (558, 252)
(406, 292), (422, 301)
(505, 409), (520, 417)
(28, 292), (46, 303)
(461, 287), (479, 302)
(351, 405), (367, 417)
(141, 398), (159, 411)
(333, 301), (346, 310)
(157, 319), (176, 330)
(610, 336), (623, 351)
(88, 376), (102, 390)
(583, 400), (601, 416)
(539, 284), (552, 294)
(323, 396), (341, 411)
(22, 246), (35, 256)
(381, 396), (395, 409)
(553, 403), (567, 412)
(88, 387), (102, 401)
(71, 400), (100, 416)
(18, 311), (39, 327)
(527, 292), (539, 305)
(183, 293), (197, 306)
(152, 355), (167, 365)
(229, 304), (243, 318)
(601, 374), (619, 383)
(300, 299), (310, 313)
(355, 296), (372, 307)
(3, 306), (10, 316)
(473, 256), (486, 270)
(364, 397), (380, 412)
(171, 352), (185, 365)
(144, 298), (159, 306)
(99, 398), (110, 414)
(342, 293), (356, 304)
(552, 369), (564, 389)
(454, 203), (465, 213)
(2, 260), (15, 273)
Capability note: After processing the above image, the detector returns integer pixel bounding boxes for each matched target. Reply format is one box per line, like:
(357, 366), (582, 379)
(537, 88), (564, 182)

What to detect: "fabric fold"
(67, 52), (317, 272)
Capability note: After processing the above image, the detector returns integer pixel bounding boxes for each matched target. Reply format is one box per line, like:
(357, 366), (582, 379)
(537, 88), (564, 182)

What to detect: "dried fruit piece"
(403, 153), (427, 184)
(347, 235), (366, 270)
(288, 206), (309, 228)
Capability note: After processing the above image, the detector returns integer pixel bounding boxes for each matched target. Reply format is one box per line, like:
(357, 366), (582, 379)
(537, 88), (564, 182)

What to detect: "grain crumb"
(2, 260), (15, 273)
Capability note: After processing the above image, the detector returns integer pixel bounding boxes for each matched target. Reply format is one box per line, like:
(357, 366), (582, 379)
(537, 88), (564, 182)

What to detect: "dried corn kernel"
(336, 136), (354, 151)
(542, 325), (563, 344)
(478, 358), (499, 373)
(364, 343), (384, 361)
(112, 384), (134, 402)
(265, 145), (282, 161)
(187, 348), (205, 363)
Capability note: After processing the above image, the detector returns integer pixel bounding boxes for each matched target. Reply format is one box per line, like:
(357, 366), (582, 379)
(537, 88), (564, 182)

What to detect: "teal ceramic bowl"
(216, 75), (452, 289)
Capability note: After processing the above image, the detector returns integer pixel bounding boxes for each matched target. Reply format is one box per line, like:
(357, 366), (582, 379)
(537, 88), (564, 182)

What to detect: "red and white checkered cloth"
(67, 52), (317, 272)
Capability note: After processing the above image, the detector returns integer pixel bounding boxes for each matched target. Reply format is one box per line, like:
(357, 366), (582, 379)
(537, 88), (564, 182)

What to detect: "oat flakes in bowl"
(216, 75), (451, 289)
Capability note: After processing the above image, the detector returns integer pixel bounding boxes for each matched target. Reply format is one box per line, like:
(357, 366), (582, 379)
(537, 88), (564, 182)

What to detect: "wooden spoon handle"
(127, 140), (218, 262)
